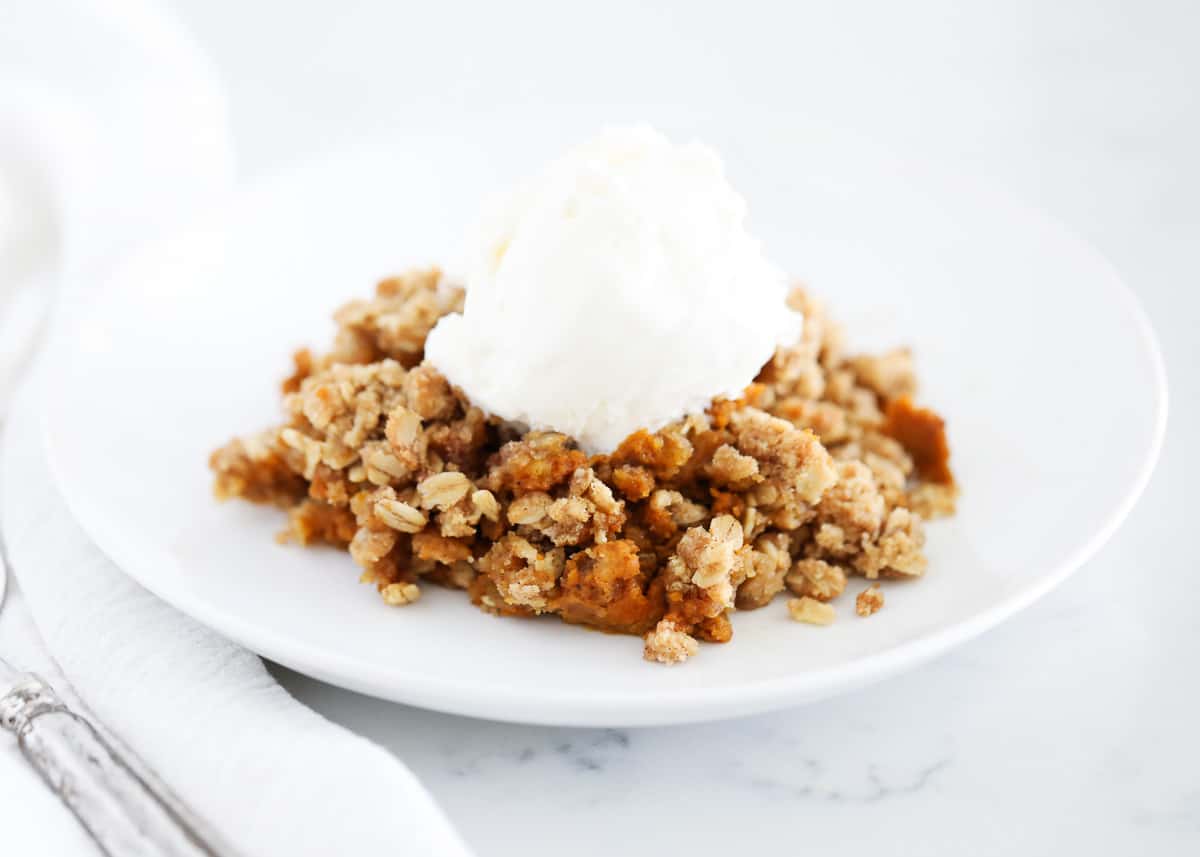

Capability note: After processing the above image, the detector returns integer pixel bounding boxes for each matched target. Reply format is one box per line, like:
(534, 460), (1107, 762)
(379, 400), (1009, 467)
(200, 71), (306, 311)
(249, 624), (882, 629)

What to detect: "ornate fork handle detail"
(1, 673), (225, 856)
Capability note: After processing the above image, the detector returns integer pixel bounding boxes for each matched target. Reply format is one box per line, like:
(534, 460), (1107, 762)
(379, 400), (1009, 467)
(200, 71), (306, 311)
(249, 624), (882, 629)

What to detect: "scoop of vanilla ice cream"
(424, 126), (802, 454)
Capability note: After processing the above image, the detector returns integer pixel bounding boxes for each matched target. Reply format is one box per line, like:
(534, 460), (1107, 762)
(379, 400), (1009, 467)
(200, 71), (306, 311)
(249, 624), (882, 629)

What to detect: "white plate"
(42, 123), (1166, 727)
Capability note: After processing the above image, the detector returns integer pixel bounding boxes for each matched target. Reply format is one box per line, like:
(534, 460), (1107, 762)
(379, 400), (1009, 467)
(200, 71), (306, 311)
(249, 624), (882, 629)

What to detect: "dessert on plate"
(210, 127), (956, 664)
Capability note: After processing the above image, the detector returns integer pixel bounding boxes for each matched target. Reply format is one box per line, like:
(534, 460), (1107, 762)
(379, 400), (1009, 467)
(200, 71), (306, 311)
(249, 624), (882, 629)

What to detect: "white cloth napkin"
(0, 1), (472, 854)
(2, 377), (472, 856)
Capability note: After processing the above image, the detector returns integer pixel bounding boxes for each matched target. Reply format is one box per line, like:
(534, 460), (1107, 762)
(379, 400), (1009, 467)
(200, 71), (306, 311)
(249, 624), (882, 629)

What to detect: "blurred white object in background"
(0, 105), (59, 416)
(0, 0), (235, 417)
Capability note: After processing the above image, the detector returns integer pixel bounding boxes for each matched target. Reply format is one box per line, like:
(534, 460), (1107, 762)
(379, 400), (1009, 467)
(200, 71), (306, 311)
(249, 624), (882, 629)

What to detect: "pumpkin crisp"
(209, 268), (956, 664)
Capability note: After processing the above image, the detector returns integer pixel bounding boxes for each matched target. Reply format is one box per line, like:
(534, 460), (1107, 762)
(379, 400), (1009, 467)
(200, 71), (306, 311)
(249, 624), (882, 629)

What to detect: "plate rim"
(39, 147), (1170, 727)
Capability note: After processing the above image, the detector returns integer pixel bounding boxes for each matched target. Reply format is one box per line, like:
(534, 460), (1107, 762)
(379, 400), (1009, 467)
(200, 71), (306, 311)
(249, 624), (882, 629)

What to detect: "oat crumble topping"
(855, 584), (885, 617)
(787, 597), (837, 626)
(210, 268), (956, 663)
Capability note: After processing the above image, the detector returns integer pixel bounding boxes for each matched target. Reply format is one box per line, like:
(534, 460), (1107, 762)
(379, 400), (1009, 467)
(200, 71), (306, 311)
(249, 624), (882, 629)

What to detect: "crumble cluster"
(210, 268), (956, 664)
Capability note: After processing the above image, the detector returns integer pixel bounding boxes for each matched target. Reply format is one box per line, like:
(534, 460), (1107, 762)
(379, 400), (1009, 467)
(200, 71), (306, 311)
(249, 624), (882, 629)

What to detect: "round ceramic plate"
(42, 123), (1166, 727)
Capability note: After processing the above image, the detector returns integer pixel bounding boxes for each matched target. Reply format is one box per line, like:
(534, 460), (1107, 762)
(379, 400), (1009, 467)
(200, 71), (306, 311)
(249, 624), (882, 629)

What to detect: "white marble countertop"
(34, 1), (1200, 852)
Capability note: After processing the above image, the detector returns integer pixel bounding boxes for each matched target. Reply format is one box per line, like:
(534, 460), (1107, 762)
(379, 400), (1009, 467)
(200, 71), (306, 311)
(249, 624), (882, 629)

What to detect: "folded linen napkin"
(2, 377), (472, 856)
(1, 1), (472, 853)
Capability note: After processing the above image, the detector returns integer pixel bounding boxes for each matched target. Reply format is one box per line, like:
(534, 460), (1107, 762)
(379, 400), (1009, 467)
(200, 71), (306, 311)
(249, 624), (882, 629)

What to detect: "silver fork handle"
(1, 673), (226, 856)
